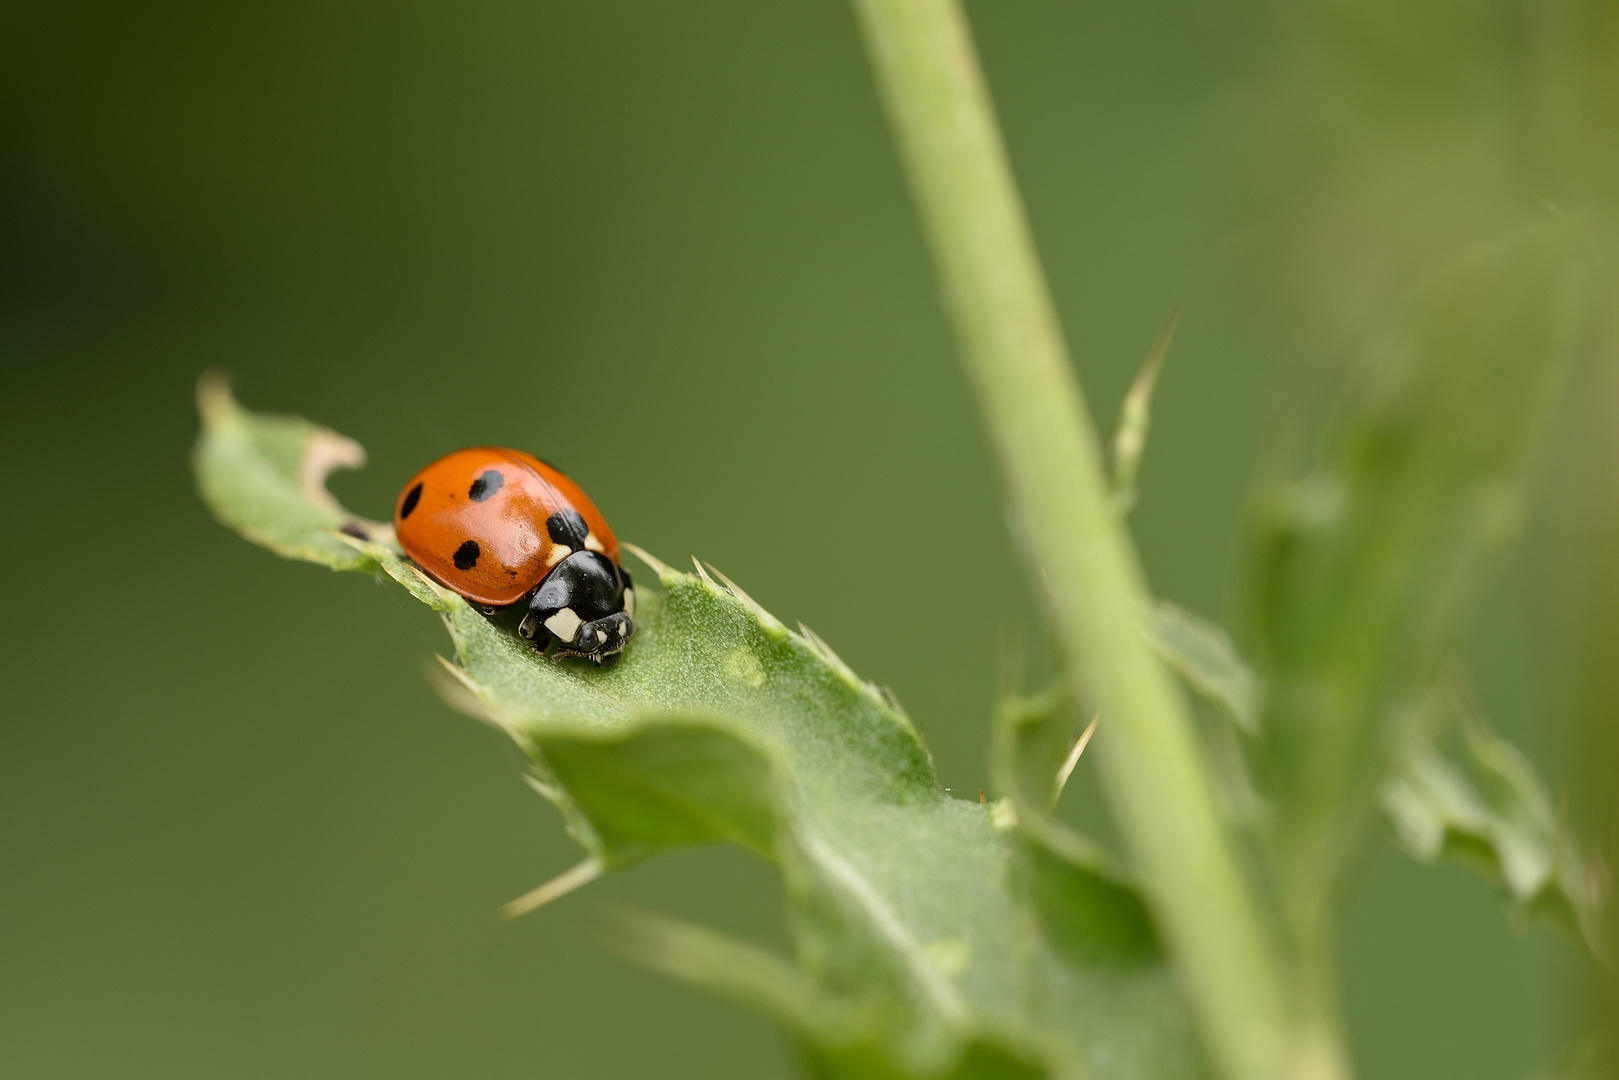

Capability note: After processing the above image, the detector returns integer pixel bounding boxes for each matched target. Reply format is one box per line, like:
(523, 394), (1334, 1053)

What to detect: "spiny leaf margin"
(193, 381), (1207, 1080)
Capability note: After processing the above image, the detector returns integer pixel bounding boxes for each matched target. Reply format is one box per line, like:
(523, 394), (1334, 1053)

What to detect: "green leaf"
(1383, 696), (1606, 954)
(991, 684), (1076, 815)
(194, 382), (1208, 1080)
(1148, 601), (1259, 735)
(989, 687), (1162, 966)
(535, 717), (781, 862)
(1141, 603), (1266, 827)
(191, 373), (383, 570)
(1243, 223), (1594, 897)
(611, 910), (1048, 1080)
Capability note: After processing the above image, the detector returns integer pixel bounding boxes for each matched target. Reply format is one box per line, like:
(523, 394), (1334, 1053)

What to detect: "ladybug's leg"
(518, 551), (625, 654)
(521, 619), (556, 653)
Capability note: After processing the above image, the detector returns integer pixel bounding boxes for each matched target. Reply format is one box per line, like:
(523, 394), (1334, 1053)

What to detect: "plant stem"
(848, 1), (1286, 1076)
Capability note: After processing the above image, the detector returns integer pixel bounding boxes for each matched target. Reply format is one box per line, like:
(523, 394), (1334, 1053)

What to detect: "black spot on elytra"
(453, 540), (481, 570)
(399, 482), (423, 519)
(468, 469), (504, 502)
(546, 508), (589, 548)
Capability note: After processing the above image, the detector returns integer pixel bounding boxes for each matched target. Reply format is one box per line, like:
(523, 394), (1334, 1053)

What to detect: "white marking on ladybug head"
(584, 532), (605, 553)
(544, 608), (582, 643)
(545, 544), (572, 567)
(622, 588), (635, 618)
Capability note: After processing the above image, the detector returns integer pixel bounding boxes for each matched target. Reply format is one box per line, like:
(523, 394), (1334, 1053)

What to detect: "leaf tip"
(705, 563), (790, 639)
(426, 655), (512, 732)
(621, 542), (683, 586)
(195, 370), (239, 427)
(690, 556), (723, 591)
(1107, 307), (1180, 508)
(521, 771), (566, 805)
(876, 684), (912, 723)
(502, 858), (604, 919)
(797, 622), (862, 692)
(1055, 713), (1100, 796)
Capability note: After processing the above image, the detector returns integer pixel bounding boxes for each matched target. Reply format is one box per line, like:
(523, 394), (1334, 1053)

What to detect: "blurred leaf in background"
(1245, 223), (1591, 913)
(1384, 686), (1605, 955)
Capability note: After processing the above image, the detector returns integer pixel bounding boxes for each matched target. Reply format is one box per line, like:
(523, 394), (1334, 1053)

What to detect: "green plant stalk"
(848, 1), (1287, 1077)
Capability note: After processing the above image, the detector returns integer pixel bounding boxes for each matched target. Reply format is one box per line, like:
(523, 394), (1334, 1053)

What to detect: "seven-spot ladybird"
(393, 448), (634, 660)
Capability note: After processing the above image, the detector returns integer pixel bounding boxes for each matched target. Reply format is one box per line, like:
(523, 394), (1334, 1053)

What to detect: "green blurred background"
(2, 1), (1613, 1076)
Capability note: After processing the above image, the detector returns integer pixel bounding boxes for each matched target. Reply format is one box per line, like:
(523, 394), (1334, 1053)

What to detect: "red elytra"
(393, 447), (621, 608)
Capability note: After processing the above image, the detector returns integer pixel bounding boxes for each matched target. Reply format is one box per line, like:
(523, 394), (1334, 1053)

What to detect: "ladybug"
(393, 447), (634, 660)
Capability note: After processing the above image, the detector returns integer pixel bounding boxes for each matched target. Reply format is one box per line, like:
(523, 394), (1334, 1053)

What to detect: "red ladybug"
(393, 448), (633, 659)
